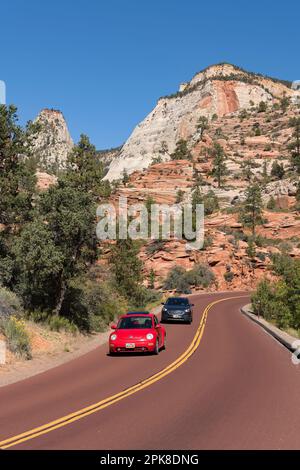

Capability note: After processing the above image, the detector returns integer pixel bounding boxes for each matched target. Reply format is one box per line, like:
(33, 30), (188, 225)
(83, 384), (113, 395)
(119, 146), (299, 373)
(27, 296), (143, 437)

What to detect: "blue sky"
(1, 0), (299, 149)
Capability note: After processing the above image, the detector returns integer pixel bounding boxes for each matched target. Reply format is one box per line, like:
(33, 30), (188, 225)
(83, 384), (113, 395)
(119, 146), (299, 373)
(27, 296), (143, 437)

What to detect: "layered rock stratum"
(100, 63), (300, 291)
(104, 63), (297, 181)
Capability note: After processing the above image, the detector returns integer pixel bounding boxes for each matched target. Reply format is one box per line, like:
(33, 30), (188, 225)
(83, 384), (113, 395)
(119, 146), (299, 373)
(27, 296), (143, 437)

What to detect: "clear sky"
(1, 0), (299, 149)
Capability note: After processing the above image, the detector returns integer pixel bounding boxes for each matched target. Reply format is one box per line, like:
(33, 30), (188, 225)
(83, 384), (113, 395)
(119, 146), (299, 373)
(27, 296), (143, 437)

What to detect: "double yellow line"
(0, 295), (246, 449)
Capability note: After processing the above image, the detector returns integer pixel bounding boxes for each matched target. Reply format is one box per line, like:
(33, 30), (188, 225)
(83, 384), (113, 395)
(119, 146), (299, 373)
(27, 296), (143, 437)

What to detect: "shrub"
(163, 264), (215, 293)
(48, 315), (78, 334)
(224, 271), (234, 283)
(185, 264), (215, 288)
(146, 240), (167, 255)
(163, 266), (191, 293)
(267, 196), (276, 210)
(251, 279), (274, 319)
(1, 316), (32, 359)
(252, 256), (300, 330)
(256, 252), (266, 262)
(128, 286), (161, 311)
(271, 161), (285, 180)
(0, 286), (23, 319)
(62, 277), (128, 332)
(203, 190), (220, 215)
(258, 101), (267, 113)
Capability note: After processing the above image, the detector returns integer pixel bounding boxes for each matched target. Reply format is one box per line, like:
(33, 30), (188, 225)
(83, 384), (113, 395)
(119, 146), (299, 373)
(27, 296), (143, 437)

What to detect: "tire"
(162, 336), (166, 350)
(153, 339), (159, 355)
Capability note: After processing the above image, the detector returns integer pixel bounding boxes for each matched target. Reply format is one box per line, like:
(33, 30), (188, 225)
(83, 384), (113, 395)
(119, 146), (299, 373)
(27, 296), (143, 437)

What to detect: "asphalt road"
(1, 291), (300, 450)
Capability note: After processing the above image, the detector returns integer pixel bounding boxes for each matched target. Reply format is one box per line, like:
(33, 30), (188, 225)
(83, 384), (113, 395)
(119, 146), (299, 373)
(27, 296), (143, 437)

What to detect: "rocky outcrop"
(104, 63), (297, 181)
(97, 147), (122, 176)
(31, 109), (73, 171)
(36, 171), (57, 191)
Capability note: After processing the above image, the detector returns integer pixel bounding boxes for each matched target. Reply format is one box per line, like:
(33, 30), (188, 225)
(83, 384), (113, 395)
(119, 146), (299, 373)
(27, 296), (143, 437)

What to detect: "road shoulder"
(0, 330), (111, 388)
(0, 305), (163, 388)
(241, 304), (299, 352)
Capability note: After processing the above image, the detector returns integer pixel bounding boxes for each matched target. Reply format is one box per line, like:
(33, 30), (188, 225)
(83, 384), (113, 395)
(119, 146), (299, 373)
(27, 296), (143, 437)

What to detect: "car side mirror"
(111, 324), (117, 330)
(161, 302), (165, 305)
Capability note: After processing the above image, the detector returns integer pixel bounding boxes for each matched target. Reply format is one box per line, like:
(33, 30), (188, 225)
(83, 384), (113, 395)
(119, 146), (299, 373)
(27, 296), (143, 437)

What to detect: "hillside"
(104, 63), (299, 181)
(102, 65), (300, 291)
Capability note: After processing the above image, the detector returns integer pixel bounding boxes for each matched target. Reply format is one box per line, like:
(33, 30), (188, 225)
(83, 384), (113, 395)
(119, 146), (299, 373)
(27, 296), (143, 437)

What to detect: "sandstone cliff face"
(97, 147), (122, 176)
(31, 109), (73, 171)
(103, 93), (300, 292)
(105, 63), (296, 181)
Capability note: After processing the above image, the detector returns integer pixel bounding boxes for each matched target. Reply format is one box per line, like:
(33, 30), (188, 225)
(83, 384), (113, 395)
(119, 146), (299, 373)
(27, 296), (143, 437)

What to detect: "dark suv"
(161, 297), (194, 324)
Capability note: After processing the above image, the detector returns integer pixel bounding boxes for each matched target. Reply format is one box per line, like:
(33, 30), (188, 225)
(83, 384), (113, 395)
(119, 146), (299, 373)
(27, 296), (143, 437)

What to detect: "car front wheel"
(153, 339), (159, 355)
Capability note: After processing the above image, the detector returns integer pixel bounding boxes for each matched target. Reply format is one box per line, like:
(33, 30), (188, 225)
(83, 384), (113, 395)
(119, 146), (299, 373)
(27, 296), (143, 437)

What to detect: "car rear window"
(118, 316), (153, 329)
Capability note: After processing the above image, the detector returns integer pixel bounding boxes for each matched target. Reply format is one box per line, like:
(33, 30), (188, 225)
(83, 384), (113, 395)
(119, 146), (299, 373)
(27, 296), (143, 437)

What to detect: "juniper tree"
(271, 161), (285, 180)
(261, 160), (269, 186)
(258, 101), (267, 113)
(65, 134), (110, 199)
(289, 117), (300, 173)
(242, 159), (254, 182)
(210, 142), (227, 188)
(170, 139), (192, 161)
(240, 183), (264, 236)
(122, 169), (130, 186)
(0, 105), (36, 226)
(110, 239), (143, 300)
(197, 116), (209, 141)
(37, 182), (98, 315)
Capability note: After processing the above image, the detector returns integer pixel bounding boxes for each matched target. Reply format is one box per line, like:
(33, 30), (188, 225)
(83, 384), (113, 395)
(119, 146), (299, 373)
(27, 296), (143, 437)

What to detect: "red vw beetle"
(109, 312), (166, 355)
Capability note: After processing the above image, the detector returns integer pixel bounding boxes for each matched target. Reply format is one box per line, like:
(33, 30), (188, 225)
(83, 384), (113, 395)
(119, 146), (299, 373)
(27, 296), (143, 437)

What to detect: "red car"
(109, 312), (166, 355)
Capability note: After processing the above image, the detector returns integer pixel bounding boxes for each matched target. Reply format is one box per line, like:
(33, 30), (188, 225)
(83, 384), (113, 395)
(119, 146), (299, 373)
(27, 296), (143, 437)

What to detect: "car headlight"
(162, 308), (167, 312)
(111, 334), (117, 341)
(146, 333), (154, 340)
(185, 308), (190, 313)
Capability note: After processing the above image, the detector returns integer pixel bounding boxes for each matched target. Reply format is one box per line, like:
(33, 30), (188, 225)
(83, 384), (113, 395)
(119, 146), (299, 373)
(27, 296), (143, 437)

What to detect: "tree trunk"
(54, 279), (67, 316)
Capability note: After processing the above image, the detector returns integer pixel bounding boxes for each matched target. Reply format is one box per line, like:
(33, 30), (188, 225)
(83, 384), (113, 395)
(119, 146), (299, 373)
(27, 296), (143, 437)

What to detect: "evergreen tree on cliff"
(0, 105), (36, 226)
(240, 183), (264, 236)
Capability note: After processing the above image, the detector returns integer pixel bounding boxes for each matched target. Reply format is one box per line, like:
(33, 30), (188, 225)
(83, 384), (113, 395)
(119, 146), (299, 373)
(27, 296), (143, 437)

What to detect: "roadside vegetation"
(252, 255), (300, 333)
(0, 104), (160, 360)
(0, 286), (31, 359)
(163, 264), (216, 293)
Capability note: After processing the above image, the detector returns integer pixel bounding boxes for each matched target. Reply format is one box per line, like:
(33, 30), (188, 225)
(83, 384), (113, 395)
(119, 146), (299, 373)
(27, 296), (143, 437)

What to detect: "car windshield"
(118, 316), (153, 329)
(166, 298), (188, 306)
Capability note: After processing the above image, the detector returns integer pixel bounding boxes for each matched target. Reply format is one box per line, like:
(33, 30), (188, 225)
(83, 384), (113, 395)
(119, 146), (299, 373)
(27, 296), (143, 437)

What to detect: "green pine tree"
(65, 134), (110, 199)
(110, 239), (143, 300)
(0, 105), (37, 226)
(197, 116), (209, 141)
(170, 139), (192, 161)
(210, 142), (227, 188)
(289, 117), (300, 173)
(240, 183), (264, 236)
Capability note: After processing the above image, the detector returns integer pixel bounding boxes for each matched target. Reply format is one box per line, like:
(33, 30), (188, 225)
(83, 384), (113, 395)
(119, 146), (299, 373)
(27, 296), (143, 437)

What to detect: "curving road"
(1, 291), (300, 450)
